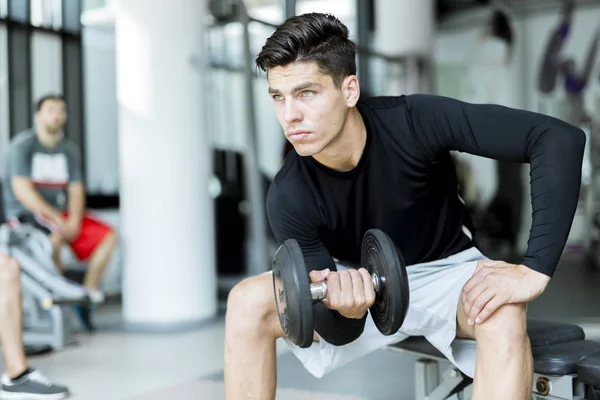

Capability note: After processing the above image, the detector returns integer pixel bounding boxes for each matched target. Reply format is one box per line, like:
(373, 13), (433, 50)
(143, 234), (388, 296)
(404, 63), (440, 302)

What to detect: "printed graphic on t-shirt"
(31, 153), (69, 188)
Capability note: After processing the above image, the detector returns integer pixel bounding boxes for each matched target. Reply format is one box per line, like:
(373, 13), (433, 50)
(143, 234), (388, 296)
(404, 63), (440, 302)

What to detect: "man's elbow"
(68, 181), (86, 195)
(547, 122), (586, 161)
(569, 126), (587, 156)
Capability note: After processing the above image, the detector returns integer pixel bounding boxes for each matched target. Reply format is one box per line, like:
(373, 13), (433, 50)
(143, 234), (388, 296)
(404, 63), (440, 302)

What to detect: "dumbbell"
(272, 229), (409, 348)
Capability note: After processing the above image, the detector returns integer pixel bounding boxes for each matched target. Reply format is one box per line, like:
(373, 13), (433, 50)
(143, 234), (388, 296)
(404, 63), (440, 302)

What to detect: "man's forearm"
(11, 179), (62, 224)
(67, 183), (85, 224)
(314, 303), (367, 346)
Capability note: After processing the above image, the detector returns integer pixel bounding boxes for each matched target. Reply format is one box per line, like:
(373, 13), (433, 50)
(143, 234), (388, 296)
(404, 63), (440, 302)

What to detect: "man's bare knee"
(475, 303), (528, 349)
(102, 230), (118, 248)
(49, 232), (64, 250)
(0, 254), (20, 286)
(226, 274), (284, 340)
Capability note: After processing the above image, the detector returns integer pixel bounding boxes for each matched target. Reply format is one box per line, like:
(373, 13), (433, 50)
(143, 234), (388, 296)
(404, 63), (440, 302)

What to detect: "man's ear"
(342, 75), (360, 107)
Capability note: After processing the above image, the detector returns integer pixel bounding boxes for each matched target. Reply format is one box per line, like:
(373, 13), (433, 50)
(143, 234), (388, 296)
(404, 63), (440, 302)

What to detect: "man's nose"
(283, 100), (302, 124)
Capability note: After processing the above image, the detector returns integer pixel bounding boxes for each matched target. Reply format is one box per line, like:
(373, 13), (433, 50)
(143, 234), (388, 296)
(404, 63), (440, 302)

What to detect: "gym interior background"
(1, 0), (600, 399)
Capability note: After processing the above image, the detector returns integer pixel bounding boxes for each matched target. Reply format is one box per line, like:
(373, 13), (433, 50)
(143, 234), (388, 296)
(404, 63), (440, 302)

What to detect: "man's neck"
(313, 108), (367, 172)
(36, 127), (60, 149)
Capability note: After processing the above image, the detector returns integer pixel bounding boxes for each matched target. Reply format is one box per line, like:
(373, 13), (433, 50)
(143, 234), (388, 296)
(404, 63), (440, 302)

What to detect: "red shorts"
(60, 212), (113, 262)
(10, 211), (114, 262)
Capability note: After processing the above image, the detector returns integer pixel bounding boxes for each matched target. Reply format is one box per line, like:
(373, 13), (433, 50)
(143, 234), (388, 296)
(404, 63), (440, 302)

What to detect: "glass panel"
(8, 26), (32, 135)
(82, 0), (106, 12)
(82, 27), (118, 194)
(62, 0), (80, 33)
(31, 32), (62, 101)
(31, 0), (62, 28)
(31, 0), (44, 26)
(52, 0), (62, 29)
(0, 0), (8, 18)
(8, 0), (29, 22)
(0, 26), (9, 177)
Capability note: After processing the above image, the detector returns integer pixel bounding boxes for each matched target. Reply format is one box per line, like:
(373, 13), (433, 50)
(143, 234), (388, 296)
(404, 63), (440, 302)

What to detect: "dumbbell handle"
(310, 273), (381, 300)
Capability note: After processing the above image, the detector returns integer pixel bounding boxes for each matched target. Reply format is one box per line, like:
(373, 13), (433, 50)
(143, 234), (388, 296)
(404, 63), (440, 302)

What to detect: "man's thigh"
(456, 295), (476, 339)
(66, 213), (114, 261)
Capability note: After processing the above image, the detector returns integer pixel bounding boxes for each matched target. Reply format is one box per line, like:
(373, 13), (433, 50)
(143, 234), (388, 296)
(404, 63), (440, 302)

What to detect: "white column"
(372, 0), (434, 95)
(114, 0), (216, 329)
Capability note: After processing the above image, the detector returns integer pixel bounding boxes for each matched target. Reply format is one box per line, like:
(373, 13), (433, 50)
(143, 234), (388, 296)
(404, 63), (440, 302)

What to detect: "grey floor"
(206, 348), (428, 400)
(0, 251), (598, 399)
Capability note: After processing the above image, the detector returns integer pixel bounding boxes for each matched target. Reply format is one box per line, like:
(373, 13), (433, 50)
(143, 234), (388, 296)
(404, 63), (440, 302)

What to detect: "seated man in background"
(0, 252), (70, 399)
(2, 94), (118, 304)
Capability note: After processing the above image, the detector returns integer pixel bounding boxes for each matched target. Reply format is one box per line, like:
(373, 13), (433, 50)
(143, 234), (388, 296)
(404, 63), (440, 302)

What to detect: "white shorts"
(283, 246), (487, 379)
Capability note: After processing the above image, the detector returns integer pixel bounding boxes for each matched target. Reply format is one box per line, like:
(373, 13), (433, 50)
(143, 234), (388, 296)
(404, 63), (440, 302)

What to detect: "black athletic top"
(267, 94), (585, 346)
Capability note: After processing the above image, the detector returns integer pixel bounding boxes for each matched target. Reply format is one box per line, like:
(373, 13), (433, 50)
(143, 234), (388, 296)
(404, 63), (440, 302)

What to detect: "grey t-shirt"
(3, 129), (82, 220)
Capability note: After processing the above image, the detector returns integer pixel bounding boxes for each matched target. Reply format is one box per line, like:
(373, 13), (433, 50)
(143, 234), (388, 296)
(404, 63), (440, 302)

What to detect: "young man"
(0, 252), (70, 399)
(224, 13), (585, 400)
(3, 95), (118, 304)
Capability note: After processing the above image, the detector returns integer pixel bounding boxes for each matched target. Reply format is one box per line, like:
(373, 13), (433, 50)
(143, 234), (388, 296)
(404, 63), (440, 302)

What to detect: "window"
(30, 0), (61, 28)
(0, 0), (8, 18)
(62, 0), (80, 33)
(31, 32), (63, 99)
(9, 0), (29, 22)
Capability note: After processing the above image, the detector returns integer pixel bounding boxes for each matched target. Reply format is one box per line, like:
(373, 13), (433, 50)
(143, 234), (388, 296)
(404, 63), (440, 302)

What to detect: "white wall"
(433, 4), (600, 251)
(525, 7), (600, 248)
(434, 12), (531, 252)
(82, 26), (119, 194)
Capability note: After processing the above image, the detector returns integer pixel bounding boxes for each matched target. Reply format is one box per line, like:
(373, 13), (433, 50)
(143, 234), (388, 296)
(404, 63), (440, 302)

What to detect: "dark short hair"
(35, 94), (65, 112)
(255, 13), (357, 88)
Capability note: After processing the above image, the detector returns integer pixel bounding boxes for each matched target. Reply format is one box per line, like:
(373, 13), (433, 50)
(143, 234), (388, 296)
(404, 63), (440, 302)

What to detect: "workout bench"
(387, 319), (600, 399)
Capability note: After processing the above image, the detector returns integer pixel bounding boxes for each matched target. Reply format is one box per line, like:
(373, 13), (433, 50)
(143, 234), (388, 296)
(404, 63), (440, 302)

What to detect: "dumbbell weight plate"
(362, 229), (409, 336)
(272, 239), (315, 348)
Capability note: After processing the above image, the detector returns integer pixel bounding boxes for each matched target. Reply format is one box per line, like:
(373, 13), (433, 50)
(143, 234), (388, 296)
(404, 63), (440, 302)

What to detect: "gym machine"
(389, 321), (600, 399)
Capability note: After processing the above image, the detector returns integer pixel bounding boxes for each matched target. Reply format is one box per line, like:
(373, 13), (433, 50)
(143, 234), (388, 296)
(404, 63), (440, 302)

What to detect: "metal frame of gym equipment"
(207, 0), (270, 278)
(20, 273), (79, 351)
(386, 347), (586, 399)
(386, 326), (600, 400)
(0, 216), (87, 351)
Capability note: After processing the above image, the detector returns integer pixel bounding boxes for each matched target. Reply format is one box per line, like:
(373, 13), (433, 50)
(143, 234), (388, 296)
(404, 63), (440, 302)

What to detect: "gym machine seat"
(579, 351), (600, 397)
(387, 319), (600, 399)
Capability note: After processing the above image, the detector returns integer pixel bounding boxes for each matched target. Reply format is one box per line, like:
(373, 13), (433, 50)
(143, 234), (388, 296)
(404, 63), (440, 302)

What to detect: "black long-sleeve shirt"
(266, 94), (586, 346)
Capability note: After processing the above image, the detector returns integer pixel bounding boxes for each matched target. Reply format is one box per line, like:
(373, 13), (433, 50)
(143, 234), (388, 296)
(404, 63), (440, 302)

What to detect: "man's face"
(268, 62), (352, 157)
(36, 99), (67, 134)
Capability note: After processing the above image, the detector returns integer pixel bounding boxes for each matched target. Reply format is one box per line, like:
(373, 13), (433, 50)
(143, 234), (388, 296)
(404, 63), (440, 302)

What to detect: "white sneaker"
(87, 288), (105, 304)
(1, 369), (70, 399)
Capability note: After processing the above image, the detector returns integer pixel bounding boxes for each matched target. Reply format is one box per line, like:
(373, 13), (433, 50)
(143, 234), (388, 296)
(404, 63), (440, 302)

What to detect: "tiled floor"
(1, 252), (599, 400)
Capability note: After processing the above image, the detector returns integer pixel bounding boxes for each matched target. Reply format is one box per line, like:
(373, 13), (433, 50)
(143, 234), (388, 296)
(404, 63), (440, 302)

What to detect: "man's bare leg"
(49, 232), (65, 275)
(83, 230), (118, 289)
(224, 272), (287, 400)
(457, 299), (532, 400)
(0, 253), (28, 378)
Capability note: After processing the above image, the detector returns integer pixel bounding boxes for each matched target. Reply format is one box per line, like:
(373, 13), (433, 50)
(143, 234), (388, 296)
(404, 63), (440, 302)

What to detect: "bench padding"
(578, 350), (600, 388)
(526, 319), (585, 347)
(532, 340), (600, 375)
(389, 319), (600, 375)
